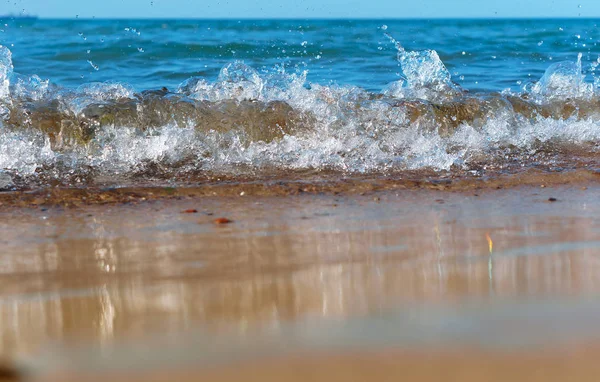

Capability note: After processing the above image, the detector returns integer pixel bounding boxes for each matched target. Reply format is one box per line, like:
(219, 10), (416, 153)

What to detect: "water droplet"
(380, 24), (388, 30)
(87, 60), (99, 71)
(462, 51), (466, 55)
(137, 47), (144, 52)
(537, 41), (543, 46)
(301, 41), (308, 47)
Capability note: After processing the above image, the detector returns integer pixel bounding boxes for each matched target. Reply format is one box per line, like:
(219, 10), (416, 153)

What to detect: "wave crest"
(0, 44), (599, 188)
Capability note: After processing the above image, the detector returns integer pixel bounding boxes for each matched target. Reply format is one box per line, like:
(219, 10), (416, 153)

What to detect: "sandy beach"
(0, 180), (599, 380)
(2, 11), (600, 382)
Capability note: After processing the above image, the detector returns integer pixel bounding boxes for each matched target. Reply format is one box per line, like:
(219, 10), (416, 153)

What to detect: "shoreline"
(0, 168), (598, 208)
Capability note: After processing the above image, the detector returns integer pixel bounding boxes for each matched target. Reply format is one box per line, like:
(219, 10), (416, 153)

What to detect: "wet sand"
(1, 167), (599, 207)
(1, 183), (600, 380)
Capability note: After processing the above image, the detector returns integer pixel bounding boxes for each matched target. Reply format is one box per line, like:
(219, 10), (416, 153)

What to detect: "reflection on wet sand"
(0, 186), (600, 360)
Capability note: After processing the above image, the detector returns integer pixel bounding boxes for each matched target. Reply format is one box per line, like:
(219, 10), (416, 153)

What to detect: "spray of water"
(0, 37), (598, 187)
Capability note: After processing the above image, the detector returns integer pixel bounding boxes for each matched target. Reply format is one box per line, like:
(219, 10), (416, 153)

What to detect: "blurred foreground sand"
(1, 184), (599, 380)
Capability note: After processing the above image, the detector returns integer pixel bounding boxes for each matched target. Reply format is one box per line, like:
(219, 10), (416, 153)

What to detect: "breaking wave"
(0, 39), (600, 189)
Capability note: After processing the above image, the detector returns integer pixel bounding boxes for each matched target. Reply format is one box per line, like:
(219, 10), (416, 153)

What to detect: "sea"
(0, 18), (599, 188)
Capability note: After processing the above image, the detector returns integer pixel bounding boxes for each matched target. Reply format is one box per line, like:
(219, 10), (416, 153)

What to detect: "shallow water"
(1, 19), (600, 188)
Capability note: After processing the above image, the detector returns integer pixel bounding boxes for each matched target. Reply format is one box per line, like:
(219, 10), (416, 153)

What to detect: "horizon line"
(3, 15), (600, 21)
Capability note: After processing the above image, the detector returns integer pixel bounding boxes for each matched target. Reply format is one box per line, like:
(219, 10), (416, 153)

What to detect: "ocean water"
(1, 18), (600, 188)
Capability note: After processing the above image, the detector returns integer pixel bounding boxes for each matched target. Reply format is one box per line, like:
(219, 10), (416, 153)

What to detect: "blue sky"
(4, 0), (600, 18)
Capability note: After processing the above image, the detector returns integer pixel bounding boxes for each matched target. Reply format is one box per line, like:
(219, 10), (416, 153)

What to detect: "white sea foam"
(0, 45), (598, 183)
(0, 104), (597, 178)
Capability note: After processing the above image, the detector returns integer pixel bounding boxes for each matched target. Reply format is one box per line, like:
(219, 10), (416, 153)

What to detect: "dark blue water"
(0, 18), (600, 187)
(2, 18), (599, 92)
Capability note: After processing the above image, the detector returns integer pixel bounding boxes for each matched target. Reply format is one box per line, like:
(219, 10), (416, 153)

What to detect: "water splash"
(531, 53), (592, 100)
(0, 44), (597, 187)
(13, 74), (50, 101)
(0, 45), (13, 99)
(69, 82), (135, 114)
(179, 61), (308, 104)
(383, 32), (460, 100)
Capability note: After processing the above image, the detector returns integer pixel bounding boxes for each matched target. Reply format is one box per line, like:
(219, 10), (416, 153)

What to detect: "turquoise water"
(2, 19), (599, 91)
(0, 18), (600, 187)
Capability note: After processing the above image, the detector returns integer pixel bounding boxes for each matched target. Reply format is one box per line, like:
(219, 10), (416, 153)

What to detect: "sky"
(2, 0), (600, 19)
